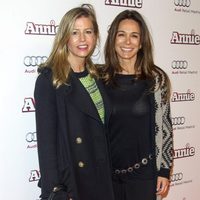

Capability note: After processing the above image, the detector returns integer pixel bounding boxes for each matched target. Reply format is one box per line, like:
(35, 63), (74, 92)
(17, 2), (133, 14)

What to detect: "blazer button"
(78, 161), (85, 168)
(76, 137), (82, 144)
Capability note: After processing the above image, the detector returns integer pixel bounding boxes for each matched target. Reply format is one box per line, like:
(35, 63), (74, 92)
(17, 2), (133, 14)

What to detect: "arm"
(158, 99), (173, 178)
(157, 72), (173, 195)
(34, 71), (59, 199)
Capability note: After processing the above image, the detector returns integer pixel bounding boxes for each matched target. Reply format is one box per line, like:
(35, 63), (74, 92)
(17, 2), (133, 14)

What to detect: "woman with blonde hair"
(34, 4), (114, 200)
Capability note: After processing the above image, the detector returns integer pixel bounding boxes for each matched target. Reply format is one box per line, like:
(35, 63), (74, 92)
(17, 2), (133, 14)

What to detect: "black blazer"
(34, 68), (115, 200)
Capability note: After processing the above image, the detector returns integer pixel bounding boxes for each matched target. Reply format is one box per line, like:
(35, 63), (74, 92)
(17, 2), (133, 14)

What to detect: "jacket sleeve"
(34, 71), (60, 199)
(158, 73), (174, 179)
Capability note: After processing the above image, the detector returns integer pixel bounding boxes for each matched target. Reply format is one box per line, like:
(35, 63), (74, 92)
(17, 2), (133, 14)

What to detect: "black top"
(72, 69), (88, 78)
(105, 74), (154, 180)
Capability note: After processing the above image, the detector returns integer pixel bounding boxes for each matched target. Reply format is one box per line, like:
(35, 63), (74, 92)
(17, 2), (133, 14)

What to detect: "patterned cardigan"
(153, 67), (173, 178)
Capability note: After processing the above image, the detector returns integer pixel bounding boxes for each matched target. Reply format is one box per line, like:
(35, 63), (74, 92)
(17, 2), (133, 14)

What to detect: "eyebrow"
(117, 30), (140, 34)
(73, 28), (94, 31)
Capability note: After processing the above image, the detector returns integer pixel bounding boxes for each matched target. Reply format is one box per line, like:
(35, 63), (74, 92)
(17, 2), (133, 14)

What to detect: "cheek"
(89, 37), (97, 48)
(132, 41), (141, 50)
(137, 38), (142, 48)
(68, 37), (79, 47)
(67, 39), (73, 49)
(114, 39), (122, 50)
(91, 37), (96, 45)
(114, 43), (118, 52)
(114, 45), (121, 56)
(115, 37), (124, 45)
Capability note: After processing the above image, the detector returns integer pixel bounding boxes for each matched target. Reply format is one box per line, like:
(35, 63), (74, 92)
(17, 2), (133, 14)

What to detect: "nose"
(80, 32), (86, 42)
(125, 35), (131, 44)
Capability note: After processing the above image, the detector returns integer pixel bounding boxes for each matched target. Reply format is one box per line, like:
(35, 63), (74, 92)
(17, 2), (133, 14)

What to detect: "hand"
(156, 176), (169, 196)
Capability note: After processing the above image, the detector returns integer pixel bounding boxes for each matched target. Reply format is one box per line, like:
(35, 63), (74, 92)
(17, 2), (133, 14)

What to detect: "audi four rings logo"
(24, 56), (47, 67)
(172, 117), (186, 125)
(26, 132), (37, 142)
(171, 173), (183, 182)
(174, 0), (191, 7)
(171, 60), (188, 69)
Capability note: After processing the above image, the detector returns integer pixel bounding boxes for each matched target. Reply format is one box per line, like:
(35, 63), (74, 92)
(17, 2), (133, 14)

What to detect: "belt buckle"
(127, 167), (133, 172)
(134, 163), (140, 169)
(142, 158), (148, 165)
(115, 169), (121, 174)
(114, 154), (152, 175)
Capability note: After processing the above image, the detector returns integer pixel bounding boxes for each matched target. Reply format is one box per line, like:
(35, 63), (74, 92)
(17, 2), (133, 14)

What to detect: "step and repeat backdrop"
(0, 0), (200, 199)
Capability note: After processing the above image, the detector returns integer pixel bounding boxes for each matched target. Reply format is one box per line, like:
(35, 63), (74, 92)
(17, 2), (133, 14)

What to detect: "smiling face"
(67, 16), (96, 63)
(115, 19), (141, 66)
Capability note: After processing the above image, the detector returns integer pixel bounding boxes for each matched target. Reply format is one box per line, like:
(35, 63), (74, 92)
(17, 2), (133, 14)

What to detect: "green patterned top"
(79, 73), (105, 124)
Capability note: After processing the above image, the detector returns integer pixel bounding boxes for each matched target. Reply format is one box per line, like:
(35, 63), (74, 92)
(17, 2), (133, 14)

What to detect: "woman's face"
(115, 19), (141, 64)
(67, 16), (96, 62)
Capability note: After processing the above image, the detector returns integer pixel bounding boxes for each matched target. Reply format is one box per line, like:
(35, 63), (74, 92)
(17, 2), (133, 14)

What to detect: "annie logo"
(173, 143), (195, 159)
(170, 30), (200, 45)
(171, 90), (195, 102)
(25, 20), (58, 35)
(22, 97), (35, 112)
(29, 170), (40, 182)
(105, 0), (142, 8)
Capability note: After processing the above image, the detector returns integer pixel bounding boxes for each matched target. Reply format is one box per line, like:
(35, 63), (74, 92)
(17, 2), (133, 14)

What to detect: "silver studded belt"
(114, 154), (153, 175)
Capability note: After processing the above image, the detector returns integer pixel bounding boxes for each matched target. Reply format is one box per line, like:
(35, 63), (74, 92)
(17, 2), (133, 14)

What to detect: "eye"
(72, 30), (79, 35)
(131, 33), (140, 38)
(116, 32), (125, 37)
(85, 29), (94, 34)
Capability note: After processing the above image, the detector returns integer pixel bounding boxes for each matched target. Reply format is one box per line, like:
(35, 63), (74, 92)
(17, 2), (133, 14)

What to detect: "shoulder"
(153, 66), (171, 103)
(37, 66), (52, 79)
(35, 67), (53, 86)
(34, 67), (55, 97)
(153, 66), (168, 79)
(153, 66), (169, 87)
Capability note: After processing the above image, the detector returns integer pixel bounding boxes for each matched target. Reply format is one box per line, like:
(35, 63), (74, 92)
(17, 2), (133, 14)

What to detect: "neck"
(119, 58), (136, 75)
(68, 55), (86, 72)
(71, 65), (85, 73)
(119, 65), (136, 75)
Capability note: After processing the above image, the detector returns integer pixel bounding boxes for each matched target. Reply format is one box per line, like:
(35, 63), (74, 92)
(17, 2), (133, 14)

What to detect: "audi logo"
(171, 60), (188, 69)
(26, 132), (37, 142)
(174, 0), (191, 7)
(172, 117), (186, 125)
(24, 56), (47, 67)
(170, 172), (183, 182)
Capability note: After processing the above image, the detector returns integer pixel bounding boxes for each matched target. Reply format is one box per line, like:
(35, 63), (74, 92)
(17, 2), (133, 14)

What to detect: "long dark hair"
(103, 10), (171, 100)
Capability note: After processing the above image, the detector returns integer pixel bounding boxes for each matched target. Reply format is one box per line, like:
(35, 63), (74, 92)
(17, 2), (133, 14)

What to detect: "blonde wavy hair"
(39, 4), (99, 88)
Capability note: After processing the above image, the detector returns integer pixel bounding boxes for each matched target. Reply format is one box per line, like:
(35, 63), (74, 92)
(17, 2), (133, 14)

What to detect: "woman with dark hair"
(103, 10), (173, 200)
(34, 4), (114, 200)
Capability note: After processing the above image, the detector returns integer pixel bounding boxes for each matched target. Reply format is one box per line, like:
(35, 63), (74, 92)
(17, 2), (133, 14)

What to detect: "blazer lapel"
(95, 80), (112, 127)
(64, 73), (102, 123)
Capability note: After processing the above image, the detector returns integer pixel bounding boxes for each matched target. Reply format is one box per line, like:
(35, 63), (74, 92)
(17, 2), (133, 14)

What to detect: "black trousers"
(112, 176), (156, 200)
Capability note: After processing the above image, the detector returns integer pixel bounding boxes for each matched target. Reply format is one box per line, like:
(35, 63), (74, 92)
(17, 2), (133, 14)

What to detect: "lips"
(121, 47), (133, 52)
(77, 45), (88, 50)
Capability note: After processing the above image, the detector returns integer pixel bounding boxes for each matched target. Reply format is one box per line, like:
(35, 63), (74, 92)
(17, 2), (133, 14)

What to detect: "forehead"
(73, 16), (93, 29)
(118, 19), (140, 32)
